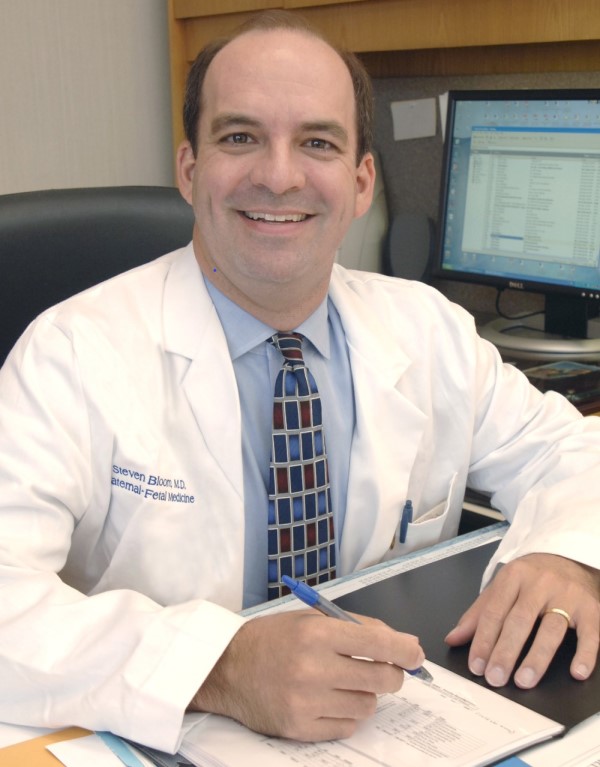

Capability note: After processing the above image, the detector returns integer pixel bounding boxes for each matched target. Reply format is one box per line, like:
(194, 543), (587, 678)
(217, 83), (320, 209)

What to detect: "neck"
(207, 268), (328, 330)
(193, 237), (332, 331)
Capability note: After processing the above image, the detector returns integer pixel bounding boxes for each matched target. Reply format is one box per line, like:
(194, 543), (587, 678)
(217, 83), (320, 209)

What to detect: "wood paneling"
(167, 0), (600, 150)
(360, 40), (600, 78)
(174, 0), (364, 17)
(174, 0), (280, 19)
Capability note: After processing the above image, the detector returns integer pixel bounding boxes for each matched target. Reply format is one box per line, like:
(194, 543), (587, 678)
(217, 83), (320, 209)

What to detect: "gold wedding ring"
(543, 607), (572, 626)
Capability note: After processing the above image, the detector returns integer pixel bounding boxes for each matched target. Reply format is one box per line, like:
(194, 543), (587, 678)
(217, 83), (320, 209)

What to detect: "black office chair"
(0, 186), (195, 365)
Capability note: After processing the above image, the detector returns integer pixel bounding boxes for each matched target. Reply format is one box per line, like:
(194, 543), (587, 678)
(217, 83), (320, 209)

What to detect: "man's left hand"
(445, 552), (600, 688)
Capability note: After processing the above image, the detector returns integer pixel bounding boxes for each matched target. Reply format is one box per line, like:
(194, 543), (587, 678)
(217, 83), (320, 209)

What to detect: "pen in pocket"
(399, 499), (413, 544)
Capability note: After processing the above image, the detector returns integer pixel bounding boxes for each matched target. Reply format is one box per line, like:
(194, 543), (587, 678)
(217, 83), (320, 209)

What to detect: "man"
(0, 9), (598, 755)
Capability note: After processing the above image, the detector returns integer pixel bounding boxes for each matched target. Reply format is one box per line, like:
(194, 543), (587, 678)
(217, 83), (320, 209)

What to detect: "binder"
(335, 540), (598, 729)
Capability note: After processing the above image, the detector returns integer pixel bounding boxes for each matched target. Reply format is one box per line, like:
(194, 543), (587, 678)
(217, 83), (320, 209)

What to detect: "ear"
(176, 141), (196, 205)
(353, 152), (376, 219)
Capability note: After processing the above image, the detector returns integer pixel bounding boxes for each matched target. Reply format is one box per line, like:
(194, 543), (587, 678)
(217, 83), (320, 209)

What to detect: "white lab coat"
(0, 244), (599, 751)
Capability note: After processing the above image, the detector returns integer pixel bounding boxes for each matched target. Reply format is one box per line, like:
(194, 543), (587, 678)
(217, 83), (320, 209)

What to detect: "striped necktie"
(267, 332), (336, 600)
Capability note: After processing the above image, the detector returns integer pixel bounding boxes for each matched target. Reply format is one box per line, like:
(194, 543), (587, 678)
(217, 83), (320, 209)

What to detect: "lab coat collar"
(329, 267), (428, 573)
(160, 251), (428, 574)
(162, 244), (244, 499)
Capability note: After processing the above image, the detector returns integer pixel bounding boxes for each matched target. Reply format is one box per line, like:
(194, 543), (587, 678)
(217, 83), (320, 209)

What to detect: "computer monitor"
(434, 89), (600, 360)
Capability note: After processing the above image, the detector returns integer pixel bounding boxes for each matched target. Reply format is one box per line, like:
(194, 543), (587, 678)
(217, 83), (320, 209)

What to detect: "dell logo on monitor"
(508, 280), (524, 290)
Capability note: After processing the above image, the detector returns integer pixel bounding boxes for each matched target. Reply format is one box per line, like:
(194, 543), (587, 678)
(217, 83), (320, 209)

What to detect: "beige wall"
(0, 0), (174, 195)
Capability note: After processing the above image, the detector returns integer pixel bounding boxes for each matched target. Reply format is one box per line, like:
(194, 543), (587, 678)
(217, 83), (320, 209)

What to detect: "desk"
(335, 531), (598, 729)
(206, 525), (600, 766)
(2, 526), (599, 766)
(245, 523), (599, 731)
(246, 522), (600, 727)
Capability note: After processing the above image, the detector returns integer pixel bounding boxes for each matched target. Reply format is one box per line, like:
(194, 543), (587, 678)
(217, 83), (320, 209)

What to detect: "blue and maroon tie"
(267, 332), (336, 600)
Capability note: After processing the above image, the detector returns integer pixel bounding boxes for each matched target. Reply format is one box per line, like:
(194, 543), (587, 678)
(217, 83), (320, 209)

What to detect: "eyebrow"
(210, 114), (262, 136)
(302, 121), (349, 147)
(209, 113), (349, 146)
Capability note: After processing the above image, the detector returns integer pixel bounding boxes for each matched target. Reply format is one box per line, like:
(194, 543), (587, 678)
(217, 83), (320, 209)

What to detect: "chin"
(243, 258), (316, 285)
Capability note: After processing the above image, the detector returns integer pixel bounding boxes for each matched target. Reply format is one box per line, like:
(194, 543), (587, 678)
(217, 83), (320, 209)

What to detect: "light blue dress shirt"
(204, 278), (355, 607)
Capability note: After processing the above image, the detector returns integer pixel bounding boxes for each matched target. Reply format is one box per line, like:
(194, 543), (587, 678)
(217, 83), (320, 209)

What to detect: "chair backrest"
(0, 186), (195, 365)
(0, 175), (392, 366)
(336, 150), (388, 273)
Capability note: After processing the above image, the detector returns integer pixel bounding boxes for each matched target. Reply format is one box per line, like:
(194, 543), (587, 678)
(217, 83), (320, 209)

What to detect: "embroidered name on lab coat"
(111, 464), (196, 504)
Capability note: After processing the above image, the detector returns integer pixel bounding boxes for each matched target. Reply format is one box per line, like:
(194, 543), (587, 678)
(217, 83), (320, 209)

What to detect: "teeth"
(245, 211), (307, 223)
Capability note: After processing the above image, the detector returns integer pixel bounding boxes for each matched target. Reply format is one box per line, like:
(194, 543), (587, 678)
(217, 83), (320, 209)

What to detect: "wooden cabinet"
(167, 0), (600, 149)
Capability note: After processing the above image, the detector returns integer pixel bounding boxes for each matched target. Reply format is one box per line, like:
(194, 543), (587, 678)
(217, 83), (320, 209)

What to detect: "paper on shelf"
(390, 98), (436, 141)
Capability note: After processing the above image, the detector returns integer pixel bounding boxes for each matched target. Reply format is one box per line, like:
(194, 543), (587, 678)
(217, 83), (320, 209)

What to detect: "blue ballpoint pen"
(282, 574), (433, 683)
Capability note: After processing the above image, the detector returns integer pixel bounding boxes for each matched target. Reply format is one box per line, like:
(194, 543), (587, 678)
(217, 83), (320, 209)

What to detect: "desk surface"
(335, 539), (598, 730)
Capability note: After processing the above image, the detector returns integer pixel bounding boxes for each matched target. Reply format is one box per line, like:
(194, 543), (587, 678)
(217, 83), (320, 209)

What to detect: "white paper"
(48, 734), (126, 767)
(0, 721), (52, 748)
(506, 711), (600, 766)
(48, 732), (155, 767)
(390, 97), (436, 141)
(179, 661), (562, 767)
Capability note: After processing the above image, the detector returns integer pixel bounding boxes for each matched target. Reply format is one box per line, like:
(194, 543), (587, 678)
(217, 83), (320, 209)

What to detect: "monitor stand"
(479, 314), (600, 362)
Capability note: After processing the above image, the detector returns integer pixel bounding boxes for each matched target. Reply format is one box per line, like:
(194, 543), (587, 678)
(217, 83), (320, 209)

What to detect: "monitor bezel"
(432, 87), (600, 307)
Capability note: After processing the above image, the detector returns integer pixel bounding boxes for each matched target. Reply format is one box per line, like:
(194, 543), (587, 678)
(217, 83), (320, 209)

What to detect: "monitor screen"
(434, 89), (600, 359)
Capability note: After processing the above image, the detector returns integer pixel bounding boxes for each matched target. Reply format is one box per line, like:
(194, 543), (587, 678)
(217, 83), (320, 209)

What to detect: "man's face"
(177, 29), (375, 318)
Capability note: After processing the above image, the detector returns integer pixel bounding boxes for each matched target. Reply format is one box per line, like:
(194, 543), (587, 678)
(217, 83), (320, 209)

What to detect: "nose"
(248, 143), (306, 195)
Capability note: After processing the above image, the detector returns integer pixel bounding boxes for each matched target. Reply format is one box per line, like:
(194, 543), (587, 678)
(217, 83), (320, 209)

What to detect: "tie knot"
(270, 332), (305, 365)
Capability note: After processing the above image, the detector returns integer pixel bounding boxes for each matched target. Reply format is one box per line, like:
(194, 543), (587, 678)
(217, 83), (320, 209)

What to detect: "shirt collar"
(204, 276), (331, 360)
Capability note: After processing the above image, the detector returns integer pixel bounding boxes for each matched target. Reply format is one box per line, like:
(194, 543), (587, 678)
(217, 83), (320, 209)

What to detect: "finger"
(332, 617), (426, 673)
(446, 569), (525, 660)
(478, 597), (548, 687)
(291, 692), (377, 742)
(321, 688), (379, 722)
(445, 601), (483, 647)
(570, 602), (600, 682)
(245, 686), (379, 742)
(570, 634), (600, 681)
(298, 716), (359, 743)
(335, 655), (406, 695)
(458, 578), (532, 683)
(513, 600), (600, 688)
(284, 688), (379, 736)
(512, 610), (571, 689)
(278, 617), (412, 701)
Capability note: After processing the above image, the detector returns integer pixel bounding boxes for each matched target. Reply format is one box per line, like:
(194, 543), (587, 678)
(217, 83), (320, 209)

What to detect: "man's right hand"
(188, 609), (425, 741)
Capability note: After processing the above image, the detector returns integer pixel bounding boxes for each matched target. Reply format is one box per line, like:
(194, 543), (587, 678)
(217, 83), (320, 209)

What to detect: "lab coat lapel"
(162, 246), (244, 499)
(330, 272), (427, 573)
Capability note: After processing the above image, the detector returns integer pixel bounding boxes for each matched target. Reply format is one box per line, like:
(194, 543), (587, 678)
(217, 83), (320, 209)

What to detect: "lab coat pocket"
(384, 473), (459, 560)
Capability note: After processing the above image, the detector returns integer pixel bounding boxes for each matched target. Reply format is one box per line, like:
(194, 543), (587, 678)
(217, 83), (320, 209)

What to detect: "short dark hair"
(182, 10), (373, 164)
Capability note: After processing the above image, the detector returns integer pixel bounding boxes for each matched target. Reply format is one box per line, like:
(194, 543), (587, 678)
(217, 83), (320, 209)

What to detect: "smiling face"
(177, 28), (375, 328)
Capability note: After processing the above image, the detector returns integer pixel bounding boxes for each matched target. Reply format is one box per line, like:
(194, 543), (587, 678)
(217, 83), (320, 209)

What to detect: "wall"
(0, 0), (174, 195)
(2, 2), (597, 319)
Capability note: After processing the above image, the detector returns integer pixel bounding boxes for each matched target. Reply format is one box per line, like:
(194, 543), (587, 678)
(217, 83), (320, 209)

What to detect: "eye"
(305, 138), (334, 151)
(223, 133), (253, 145)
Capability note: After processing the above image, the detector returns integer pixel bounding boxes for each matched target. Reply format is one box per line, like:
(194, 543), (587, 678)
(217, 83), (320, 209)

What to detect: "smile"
(243, 211), (308, 223)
